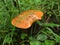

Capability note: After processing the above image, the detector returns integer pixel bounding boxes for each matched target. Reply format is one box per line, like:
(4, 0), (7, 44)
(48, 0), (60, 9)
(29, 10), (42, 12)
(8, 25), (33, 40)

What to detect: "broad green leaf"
(37, 34), (47, 41)
(29, 36), (41, 45)
(30, 40), (41, 45)
(45, 40), (54, 45)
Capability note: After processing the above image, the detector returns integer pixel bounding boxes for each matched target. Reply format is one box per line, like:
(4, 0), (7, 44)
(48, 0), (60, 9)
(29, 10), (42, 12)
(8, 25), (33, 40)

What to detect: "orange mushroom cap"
(11, 10), (44, 29)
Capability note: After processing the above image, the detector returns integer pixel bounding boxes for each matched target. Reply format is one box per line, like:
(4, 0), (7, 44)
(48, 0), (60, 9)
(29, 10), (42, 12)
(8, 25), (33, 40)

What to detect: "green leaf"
(45, 40), (55, 45)
(30, 40), (41, 45)
(43, 23), (60, 27)
(37, 34), (47, 41)
(37, 21), (60, 27)
(29, 36), (41, 45)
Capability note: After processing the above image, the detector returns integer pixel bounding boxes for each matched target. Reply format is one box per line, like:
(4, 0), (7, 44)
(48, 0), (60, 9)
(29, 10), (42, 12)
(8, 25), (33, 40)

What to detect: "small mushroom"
(11, 10), (44, 29)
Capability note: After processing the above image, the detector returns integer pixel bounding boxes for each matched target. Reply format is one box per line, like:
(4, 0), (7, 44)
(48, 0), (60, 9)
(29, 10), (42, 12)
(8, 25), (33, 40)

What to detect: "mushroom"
(11, 10), (44, 29)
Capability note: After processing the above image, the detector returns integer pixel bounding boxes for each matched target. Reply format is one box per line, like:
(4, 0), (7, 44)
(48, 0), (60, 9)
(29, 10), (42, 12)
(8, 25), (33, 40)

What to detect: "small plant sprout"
(11, 10), (44, 29)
